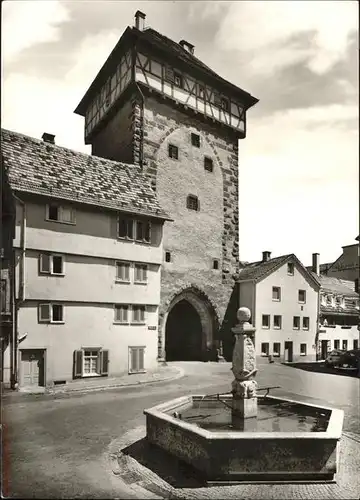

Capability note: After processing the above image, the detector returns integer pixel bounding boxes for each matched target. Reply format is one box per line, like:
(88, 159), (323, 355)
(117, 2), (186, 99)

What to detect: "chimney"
(179, 40), (195, 55)
(42, 133), (55, 144)
(134, 10), (146, 31)
(312, 253), (320, 275)
(262, 251), (271, 262)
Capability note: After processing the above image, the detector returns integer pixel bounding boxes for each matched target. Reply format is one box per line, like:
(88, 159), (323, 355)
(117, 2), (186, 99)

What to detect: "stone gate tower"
(75, 11), (258, 362)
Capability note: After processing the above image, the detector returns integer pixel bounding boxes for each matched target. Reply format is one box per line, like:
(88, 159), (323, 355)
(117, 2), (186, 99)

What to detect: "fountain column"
(231, 307), (258, 429)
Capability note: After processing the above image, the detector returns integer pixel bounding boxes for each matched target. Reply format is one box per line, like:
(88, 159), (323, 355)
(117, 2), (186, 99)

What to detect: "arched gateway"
(163, 288), (219, 362)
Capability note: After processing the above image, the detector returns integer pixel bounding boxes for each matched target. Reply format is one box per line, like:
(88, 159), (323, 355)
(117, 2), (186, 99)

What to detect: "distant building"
(310, 254), (359, 360)
(236, 252), (320, 363)
(1, 129), (170, 390)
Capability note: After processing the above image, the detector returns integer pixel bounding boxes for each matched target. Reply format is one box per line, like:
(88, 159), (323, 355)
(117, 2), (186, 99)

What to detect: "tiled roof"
(237, 253), (319, 287)
(1, 128), (170, 220)
(320, 303), (359, 315)
(316, 275), (358, 296)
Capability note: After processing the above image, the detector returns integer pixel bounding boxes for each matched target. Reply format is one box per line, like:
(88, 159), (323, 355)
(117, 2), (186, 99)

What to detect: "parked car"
(339, 349), (360, 368)
(324, 350), (345, 367)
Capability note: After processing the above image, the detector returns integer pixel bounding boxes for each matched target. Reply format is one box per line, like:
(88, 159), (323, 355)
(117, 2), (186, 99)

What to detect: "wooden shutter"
(39, 303), (51, 322)
(99, 350), (109, 376)
(73, 350), (83, 378)
(40, 254), (51, 273)
(138, 348), (144, 371)
(164, 66), (175, 83)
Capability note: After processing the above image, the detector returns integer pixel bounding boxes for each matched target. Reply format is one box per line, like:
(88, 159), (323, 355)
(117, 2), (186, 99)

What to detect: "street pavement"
(2, 360), (360, 499)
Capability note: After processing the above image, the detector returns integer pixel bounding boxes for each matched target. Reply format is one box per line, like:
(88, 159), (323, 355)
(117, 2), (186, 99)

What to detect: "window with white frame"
(303, 317), (310, 330)
(293, 316), (300, 329)
(262, 314), (270, 328)
(114, 304), (129, 323)
(300, 343), (307, 356)
(134, 264), (148, 284)
(261, 342), (269, 356)
(39, 253), (64, 275)
(73, 349), (109, 378)
(274, 315), (282, 329)
(342, 339), (348, 350)
(272, 286), (281, 301)
(115, 261), (130, 282)
(46, 204), (76, 224)
(298, 290), (306, 303)
(38, 303), (64, 323)
(273, 342), (281, 357)
(129, 346), (145, 373)
(132, 305), (146, 324)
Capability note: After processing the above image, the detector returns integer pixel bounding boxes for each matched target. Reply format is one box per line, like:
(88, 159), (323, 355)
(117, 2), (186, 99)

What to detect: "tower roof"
(75, 25), (258, 116)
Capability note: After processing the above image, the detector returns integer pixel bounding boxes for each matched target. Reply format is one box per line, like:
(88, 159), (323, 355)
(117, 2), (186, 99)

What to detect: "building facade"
(74, 11), (258, 362)
(326, 236), (360, 292)
(1, 129), (169, 390)
(237, 252), (320, 363)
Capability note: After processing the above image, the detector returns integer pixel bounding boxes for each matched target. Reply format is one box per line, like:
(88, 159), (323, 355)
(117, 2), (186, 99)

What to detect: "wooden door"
(21, 350), (44, 387)
(284, 341), (293, 362)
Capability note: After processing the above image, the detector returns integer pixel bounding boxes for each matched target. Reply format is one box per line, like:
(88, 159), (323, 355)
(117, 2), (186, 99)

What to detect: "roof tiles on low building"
(1, 128), (170, 220)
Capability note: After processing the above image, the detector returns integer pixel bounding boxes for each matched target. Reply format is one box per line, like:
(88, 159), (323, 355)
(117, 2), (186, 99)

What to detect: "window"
(204, 157), (213, 172)
(1, 280), (7, 313)
(168, 144), (179, 159)
(272, 286), (281, 301)
(298, 290), (306, 303)
(213, 259), (219, 270)
(187, 195), (199, 211)
(273, 342), (281, 357)
(134, 264), (148, 283)
(220, 97), (229, 112)
(165, 251), (171, 263)
(261, 343), (269, 356)
(353, 339), (359, 350)
(300, 343), (307, 356)
(132, 305), (146, 324)
(38, 303), (64, 323)
(197, 84), (205, 99)
(117, 217), (151, 243)
(129, 346), (145, 374)
(117, 217), (133, 239)
(274, 315), (282, 329)
(191, 133), (200, 148)
(115, 262), (130, 282)
(334, 339), (340, 349)
(287, 262), (294, 275)
(326, 295), (333, 305)
(39, 254), (64, 275)
(135, 220), (151, 243)
(293, 316), (300, 329)
(114, 304), (129, 323)
(302, 317), (310, 330)
(174, 72), (183, 88)
(262, 315), (270, 329)
(73, 349), (108, 378)
(342, 340), (348, 350)
(46, 204), (75, 224)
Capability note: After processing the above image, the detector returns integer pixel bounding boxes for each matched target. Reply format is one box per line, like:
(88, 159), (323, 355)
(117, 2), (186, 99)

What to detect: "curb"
(2, 367), (185, 398)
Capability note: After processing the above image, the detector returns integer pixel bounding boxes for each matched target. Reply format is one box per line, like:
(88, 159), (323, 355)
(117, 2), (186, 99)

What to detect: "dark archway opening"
(165, 300), (203, 361)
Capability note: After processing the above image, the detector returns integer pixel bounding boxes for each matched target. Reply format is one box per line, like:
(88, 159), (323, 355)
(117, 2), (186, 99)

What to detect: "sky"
(2, 0), (359, 265)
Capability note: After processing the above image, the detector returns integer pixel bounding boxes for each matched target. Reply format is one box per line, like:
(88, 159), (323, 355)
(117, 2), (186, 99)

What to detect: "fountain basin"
(144, 394), (344, 484)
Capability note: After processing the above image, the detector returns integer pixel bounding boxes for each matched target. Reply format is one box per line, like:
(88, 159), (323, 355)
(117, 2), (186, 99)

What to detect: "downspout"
(12, 194), (26, 389)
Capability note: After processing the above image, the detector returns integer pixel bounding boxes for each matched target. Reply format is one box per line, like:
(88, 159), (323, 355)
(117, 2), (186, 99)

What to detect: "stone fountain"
(144, 307), (344, 484)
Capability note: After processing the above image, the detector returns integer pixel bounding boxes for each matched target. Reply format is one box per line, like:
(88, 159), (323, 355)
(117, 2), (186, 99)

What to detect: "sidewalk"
(1, 364), (184, 398)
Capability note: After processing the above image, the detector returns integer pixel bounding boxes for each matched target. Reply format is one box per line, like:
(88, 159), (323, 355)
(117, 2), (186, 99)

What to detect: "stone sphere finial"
(237, 307), (251, 323)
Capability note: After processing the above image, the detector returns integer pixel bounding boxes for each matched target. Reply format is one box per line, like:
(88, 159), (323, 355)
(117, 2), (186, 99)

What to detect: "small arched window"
(186, 195), (199, 211)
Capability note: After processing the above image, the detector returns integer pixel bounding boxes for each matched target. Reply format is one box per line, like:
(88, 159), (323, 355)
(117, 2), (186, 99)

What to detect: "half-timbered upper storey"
(75, 11), (258, 143)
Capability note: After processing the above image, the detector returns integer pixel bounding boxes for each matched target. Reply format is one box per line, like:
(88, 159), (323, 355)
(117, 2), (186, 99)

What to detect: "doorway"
(284, 341), (293, 362)
(320, 340), (328, 360)
(165, 299), (203, 361)
(20, 349), (45, 387)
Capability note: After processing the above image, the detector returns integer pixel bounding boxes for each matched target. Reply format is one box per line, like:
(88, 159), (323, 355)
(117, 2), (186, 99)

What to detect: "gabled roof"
(237, 254), (320, 288)
(1, 128), (171, 220)
(316, 274), (359, 297)
(75, 26), (258, 116)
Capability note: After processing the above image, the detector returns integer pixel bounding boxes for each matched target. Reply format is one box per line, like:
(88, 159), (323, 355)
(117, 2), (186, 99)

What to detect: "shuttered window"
(73, 349), (109, 378)
(164, 66), (174, 83)
(39, 254), (64, 275)
(38, 303), (64, 323)
(129, 347), (145, 373)
(134, 264), (147, 283)
(115, 262), (130, 282)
